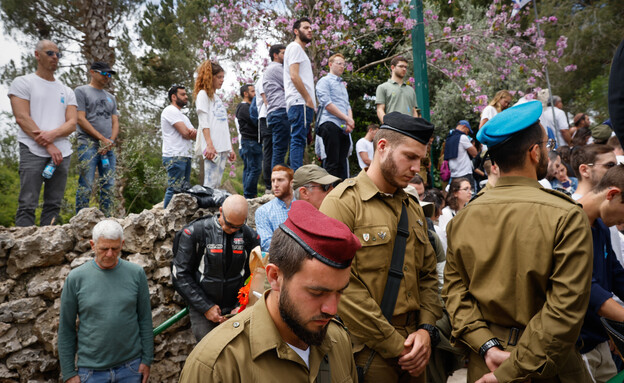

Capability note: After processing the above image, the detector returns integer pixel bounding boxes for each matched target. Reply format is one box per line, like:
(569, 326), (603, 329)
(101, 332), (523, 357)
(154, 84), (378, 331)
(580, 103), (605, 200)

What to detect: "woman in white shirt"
(438, 177), (473, 247)
(194, 61), (236, 188)
(479, 90), (512, 128)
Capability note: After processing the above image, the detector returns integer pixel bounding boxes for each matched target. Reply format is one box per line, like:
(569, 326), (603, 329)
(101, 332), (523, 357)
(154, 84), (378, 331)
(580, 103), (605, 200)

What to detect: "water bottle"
(101, 154), (110, 170)
(42, 160), (56, 179)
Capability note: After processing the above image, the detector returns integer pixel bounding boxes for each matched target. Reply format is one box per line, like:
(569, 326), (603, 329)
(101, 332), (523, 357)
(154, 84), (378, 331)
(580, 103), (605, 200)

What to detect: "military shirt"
(442, 176), (592, 382)
(320, 170), (442, 359)
(375, 79), (418, 116)
(179, 292), (357, 383)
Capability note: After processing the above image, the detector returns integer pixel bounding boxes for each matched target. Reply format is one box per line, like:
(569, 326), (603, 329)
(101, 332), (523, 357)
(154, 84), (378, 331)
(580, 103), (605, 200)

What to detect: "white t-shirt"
(539, 179), (553, 189)
(255, 75), (267, 119)
(449, 134), (473, 177)
(195, 90), (232, 155)
(355, 138), (374, 169)
(8, 73), (77, 157)
(540, 106), (569, 147)
(283, 42), (316, 110)
(160, 105), (194, 157)
(287, 343), (310, 368)
(480, 105), (497, 122)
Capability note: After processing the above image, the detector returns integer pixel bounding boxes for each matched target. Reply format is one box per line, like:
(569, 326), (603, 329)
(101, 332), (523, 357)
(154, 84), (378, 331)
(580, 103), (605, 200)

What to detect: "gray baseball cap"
(293, 165), (341, 190)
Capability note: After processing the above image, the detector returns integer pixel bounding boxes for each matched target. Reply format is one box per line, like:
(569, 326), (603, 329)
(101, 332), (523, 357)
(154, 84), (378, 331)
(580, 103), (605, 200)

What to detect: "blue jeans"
(16, 143), (70, 227)
(162, 156), (191, 208)
(77, 357), (143, 383)
(240, 138), (263, 198)
(287, 104), (314, 171)
(75, 143), (116, 216)
(268, 108), (290, 169)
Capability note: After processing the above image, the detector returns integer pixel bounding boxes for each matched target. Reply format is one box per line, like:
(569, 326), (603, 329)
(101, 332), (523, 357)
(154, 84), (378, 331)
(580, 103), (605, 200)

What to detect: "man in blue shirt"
(578, 164), (624, 382)
(255, 165), (295, 251)
(316, 53), (353, 179)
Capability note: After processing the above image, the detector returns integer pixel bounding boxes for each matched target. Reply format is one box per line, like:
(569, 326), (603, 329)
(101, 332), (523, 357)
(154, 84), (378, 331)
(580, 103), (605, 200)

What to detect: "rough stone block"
(0, 297), (46, 323)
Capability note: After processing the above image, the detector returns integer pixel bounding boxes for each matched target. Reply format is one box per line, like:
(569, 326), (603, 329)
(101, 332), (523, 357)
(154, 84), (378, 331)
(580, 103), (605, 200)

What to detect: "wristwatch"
(418, 324), (441, 347)
(479, 338), (503, 358)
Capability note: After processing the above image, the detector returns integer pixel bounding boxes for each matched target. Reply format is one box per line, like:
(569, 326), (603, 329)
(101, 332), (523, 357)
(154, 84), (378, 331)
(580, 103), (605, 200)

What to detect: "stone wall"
(0, 193), (272, 383)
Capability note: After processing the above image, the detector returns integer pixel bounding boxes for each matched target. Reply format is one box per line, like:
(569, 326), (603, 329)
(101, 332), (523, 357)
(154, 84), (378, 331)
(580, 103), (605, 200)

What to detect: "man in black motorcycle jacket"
(172, 194), (260, 341)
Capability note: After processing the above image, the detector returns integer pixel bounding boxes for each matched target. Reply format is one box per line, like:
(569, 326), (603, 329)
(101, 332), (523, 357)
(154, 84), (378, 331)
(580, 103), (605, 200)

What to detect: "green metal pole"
(153, 307), (189, 336)
(411, 0), (430, 121)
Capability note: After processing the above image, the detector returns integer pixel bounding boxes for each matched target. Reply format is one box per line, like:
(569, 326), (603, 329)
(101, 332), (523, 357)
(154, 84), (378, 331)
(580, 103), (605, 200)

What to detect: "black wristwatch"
(418, 324), (441, 347)
(479, 338), (503, 358)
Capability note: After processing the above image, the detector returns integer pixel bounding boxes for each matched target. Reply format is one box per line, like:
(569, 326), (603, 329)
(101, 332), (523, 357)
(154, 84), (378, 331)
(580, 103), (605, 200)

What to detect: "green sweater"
(58, 259), (153, 381)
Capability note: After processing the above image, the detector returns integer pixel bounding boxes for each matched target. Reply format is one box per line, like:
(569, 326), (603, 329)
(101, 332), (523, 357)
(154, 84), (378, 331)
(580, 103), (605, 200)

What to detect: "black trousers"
(259, 118), (272, 189)
(318, 121), (350, 179)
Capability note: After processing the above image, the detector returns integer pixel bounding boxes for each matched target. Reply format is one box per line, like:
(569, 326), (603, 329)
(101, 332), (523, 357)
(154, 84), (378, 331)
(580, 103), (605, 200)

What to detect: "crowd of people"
(8, 16), (624, 383)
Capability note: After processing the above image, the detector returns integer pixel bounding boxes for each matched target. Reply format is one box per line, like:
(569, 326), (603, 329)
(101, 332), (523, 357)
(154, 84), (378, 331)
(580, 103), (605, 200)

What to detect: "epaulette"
(201, 315), (248, 367)
(468, 190), (484, 204)
(332, 178), (357, 198)
(540, 187), (580, 204)
(331, 315), (349, 332)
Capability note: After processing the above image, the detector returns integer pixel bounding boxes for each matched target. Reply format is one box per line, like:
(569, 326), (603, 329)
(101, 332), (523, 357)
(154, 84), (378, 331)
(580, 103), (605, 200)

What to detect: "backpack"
(440, 160), (451, 182)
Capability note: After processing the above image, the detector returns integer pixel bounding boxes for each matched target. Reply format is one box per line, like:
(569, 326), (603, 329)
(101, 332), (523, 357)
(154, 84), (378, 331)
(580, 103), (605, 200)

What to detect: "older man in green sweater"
(58, 220), (153, 383)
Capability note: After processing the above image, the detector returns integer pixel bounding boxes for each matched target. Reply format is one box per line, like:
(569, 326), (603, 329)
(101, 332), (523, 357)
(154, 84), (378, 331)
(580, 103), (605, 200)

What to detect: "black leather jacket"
(172, 215), (259, 314)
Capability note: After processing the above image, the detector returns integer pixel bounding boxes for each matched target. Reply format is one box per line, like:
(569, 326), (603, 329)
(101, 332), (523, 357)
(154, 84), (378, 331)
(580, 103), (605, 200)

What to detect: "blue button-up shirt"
(316, 73), (350, 127)
(254, 196), (295, 251)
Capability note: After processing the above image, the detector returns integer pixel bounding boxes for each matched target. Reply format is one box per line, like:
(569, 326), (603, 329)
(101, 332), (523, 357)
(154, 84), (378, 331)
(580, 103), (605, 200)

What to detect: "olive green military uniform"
(442, 177), (593, 382)
(179, 292), (357, 383)
(320, 170), (442, 382)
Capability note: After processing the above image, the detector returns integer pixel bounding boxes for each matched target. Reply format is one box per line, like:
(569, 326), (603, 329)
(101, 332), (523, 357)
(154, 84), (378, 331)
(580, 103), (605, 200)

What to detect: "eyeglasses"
(304, 183), (333, 192)
(396, 65), (408, 69)
(536, 139), (556, 150)
(98, 71), (112, 78)
(45, 50), (62, 58)
(587, 162), (617, 169)
(222, 210), (246, 230)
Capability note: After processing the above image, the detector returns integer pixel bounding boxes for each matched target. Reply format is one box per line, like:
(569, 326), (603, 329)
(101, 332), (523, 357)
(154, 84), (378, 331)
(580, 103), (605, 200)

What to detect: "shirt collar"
(355, 170), (409, 204)
(326, 73), (342, 82)
(494, 176), (543, 189)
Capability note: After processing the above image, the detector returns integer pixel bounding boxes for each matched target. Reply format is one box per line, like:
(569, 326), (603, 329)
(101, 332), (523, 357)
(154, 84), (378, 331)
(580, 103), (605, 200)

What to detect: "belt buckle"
(508, 327), (520, 346)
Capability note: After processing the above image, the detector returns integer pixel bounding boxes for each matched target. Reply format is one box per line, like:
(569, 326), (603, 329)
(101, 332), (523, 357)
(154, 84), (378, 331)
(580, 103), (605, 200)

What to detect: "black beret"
(381, 112), (434, 145)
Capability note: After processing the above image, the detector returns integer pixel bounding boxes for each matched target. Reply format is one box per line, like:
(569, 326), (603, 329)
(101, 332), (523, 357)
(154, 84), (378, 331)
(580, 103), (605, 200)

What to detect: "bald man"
(172, 195), (260, 341)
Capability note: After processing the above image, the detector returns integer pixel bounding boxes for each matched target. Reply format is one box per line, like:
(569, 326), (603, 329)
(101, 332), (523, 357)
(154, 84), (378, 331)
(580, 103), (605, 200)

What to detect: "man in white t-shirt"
(284, 17), (315, 171)
(161, 85), (197, 208)
(540, 95), (571, 148)
(8, 40), (77, 227)
(443, 120), (477, 187)
(355, 123), (379, 170)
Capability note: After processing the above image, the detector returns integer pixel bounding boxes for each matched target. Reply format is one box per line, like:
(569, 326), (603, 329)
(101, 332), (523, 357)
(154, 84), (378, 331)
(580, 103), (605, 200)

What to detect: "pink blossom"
(564, 64), (577, 72)
(373, 41), (383, 49)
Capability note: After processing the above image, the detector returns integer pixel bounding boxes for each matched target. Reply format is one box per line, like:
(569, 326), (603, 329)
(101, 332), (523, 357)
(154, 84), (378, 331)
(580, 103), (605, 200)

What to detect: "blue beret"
(476, 101), (542, 147)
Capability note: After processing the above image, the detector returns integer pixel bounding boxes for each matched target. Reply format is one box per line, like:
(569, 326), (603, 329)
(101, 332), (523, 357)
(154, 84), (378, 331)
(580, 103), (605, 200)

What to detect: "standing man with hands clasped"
(74, 61), (119, 216)
(321, 112), (442, 382)
(8, 40), (77, 226)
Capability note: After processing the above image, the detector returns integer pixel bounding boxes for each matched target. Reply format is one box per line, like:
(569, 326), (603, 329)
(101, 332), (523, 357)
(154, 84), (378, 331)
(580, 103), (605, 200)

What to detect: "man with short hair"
(540, 95), (571, 147)
(236, 84), (262, 199)
(172, 194), (260, 341)
(406, 174), (426, 201)
(481, 159), (500, 190)
(9, 40), (77, 226)
(179, 201), (361, 382)
(316, 53), (354, 179)
(577, 165), (624, 383)
(58, 220), (153, 383)
(444, 120), (478, 187)
(292, 164), (340, 209)
(571, 144), (617, 200)
(264, 44), (289, 169)
(321, 112), (442, 382)
(160, 85), (197, 208)
(284, 17), (315, 171)
(74, 61), (119, 216)
(444, 101), (593, 383)
(376, 56), (420, 123)
(255, 165), (295, 251)
(356, 123), (379, 170)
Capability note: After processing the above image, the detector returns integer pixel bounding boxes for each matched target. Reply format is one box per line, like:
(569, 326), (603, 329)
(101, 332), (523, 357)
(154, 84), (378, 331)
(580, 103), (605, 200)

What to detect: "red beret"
(279, 200), (361, 269)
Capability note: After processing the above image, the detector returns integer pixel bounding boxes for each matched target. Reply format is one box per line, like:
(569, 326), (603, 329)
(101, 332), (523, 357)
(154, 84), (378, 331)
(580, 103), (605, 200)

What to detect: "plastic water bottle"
(101, 154), (110, 170)
(42, 160), (56, 179)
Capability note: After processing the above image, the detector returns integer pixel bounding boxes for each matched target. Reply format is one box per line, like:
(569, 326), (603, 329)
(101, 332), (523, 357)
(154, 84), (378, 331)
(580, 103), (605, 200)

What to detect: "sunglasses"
(98, 71), (113, 78)
(222, 210), (246, 230)
(45, 50), (62, 58)
(305, 183), (333, 192)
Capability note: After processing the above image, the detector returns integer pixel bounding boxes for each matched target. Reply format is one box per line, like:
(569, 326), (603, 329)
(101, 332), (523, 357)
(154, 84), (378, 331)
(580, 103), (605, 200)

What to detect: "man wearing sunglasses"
(74, 62), (119, 216)
(292, 164), (340, 210)
(8, 40), (77, 227)
(172, 194), (259, 342)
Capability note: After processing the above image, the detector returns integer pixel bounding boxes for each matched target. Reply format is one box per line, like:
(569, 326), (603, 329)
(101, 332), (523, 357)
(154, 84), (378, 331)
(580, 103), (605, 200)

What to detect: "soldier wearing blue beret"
(443, 101), (594, 382)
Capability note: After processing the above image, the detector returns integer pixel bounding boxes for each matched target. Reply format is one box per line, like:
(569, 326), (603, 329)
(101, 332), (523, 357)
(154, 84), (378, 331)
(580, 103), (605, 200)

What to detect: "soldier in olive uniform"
(442, 101), (594, 383)
(320, 112), (443, 382)
(179, 200), (361, 382)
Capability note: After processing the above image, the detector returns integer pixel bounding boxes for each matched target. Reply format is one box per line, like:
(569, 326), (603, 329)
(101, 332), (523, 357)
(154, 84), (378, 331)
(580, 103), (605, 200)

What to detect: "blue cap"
(458, 120), (472, 134)
(476, 101), (542, 147)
